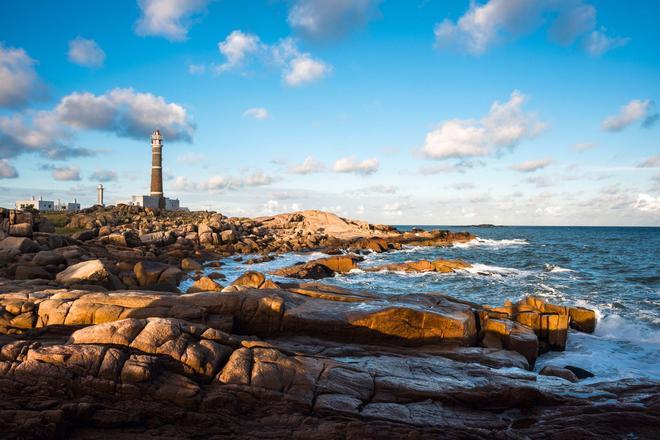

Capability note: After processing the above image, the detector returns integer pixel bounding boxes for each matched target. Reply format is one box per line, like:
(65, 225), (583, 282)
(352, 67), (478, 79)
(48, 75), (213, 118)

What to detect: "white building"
(130, 195), (180, 210)
(54, 199), (81, 213)
(15, 196), (55, 212)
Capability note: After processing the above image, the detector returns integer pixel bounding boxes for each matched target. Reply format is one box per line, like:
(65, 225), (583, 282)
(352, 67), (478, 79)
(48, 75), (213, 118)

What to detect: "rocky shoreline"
(0, 206), (658, 438)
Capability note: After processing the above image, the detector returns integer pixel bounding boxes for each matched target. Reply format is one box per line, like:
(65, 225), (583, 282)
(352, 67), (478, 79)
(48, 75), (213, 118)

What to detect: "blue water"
(182, 226), (660, 382)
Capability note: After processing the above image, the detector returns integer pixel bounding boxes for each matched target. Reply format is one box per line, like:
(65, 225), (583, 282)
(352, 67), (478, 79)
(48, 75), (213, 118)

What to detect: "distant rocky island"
(0, 205), (657, 438)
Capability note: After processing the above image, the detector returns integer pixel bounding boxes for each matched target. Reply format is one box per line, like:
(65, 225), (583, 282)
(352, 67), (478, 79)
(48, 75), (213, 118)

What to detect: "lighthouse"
(97, 184), (104, 206)
(130, 129), (180, 210)
(150, 129), (164, 209)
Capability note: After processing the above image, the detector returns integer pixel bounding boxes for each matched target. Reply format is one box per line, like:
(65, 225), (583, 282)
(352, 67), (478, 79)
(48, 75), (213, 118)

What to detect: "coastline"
(0, 206), (658, 438)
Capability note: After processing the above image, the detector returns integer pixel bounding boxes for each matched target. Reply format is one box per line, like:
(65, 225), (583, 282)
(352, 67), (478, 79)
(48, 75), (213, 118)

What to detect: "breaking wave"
(457, 263), (528, 277)
(453, 238), (529, 248)
(544, 264), (576, 273)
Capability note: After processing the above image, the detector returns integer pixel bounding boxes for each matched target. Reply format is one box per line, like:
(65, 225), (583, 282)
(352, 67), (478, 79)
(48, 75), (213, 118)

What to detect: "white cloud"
(68, 37), (106, 68)
(188, 63), (206, 74)
(602, 99), (651, 131)
(284, 55), (330, 86)
(214, 31), (331, 87)
(574, 142), (595, 151)
(135, 0), (213, 41)
(177, 151), (205, 164)
(637, 155), (660, 168)
(174, 171), (278, 192)
(584, 27), (630, 56)
(633, 194), (660, 213)
(525, 175), (553, 188)
(512, 158), (553, 172)
(216, 30), (262, 72)
(549, 2), (596, 44)
(0, 159), (18, 178)
(434, 0), (541, 54)
(332, 156), (379, 175)
(422, 90), (546, 160)
(434, 0), (627, 56)
(0, 87), (194, 160)
(55, 88), (194, 141)
(261, 199), (302, 215)
(383, 201), (414, 216)
(0, 44), (41, 108)
(243, 107), (269, 120)
(289, 156), (325, 174)
(89, 169), (117, 182)
(287, 0), (380, 40)
(52, 166), (81, 181)
(357, 184), (397, 194)
(242, 170), (277, 187)
(449, 182), (476, 190)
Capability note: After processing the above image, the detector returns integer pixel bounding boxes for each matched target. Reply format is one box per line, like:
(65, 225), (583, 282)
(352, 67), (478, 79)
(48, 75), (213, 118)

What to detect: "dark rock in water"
(540, 365), (579, 382)
(564, 365), (595, 379)
(270, 255), (362, 280)
(246, 255), (276, 265)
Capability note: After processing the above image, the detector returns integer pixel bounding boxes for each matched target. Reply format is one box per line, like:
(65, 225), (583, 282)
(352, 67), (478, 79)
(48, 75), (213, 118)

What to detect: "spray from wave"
(453, 238), (529, 248)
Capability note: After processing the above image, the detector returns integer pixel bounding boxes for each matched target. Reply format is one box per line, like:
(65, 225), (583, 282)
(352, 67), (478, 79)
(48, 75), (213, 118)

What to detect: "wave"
(453, 238), (529, 249)
(544, 264), (575, 273)
(457, 263), (528, 277)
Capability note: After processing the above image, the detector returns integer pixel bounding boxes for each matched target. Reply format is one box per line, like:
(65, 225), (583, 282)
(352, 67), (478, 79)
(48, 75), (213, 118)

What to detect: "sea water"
(182, 226), (660, 383)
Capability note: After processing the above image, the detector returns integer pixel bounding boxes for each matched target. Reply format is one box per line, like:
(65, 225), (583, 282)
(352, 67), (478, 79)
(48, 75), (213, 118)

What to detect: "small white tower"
(97, 184), (104, 207)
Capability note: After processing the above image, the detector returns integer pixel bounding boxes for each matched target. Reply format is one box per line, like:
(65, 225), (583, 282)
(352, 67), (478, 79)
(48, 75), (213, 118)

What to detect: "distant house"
(55, 199), (81, 213)
(15, 196), (55, 212)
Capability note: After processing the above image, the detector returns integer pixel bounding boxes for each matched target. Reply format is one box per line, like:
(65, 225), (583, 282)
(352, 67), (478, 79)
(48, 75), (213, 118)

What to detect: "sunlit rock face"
(0, 207), (656, 438)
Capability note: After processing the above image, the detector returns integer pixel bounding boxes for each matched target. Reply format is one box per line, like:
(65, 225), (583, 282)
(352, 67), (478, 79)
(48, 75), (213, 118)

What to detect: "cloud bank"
(421, 90), (546, 160)
(0, 88), (194, 160)
(434, 0), (628, 56)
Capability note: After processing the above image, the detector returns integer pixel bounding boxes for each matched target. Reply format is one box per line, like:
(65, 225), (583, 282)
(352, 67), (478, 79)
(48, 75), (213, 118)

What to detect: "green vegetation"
(41, 212), (83, 235)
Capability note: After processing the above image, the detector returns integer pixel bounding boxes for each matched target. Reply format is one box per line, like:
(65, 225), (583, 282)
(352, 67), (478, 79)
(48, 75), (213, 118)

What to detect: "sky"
(0, 0), (659, 226)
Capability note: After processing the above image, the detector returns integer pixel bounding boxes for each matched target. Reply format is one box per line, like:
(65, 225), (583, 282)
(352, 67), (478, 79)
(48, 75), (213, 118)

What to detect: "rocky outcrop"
(187, 276), (223, 293)
(0, 302), (656, 439)
(367, 259), (471, 273)
(133, 261), (184, 292)
(0, 237), (39, 254)
(55, 259), (123, 290)
(270, 255), (362, 279)
(0, 206), (655, 439)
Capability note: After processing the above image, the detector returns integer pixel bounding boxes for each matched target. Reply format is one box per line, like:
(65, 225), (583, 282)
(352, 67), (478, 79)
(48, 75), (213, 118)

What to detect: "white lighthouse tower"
(97, 184), (104, 207)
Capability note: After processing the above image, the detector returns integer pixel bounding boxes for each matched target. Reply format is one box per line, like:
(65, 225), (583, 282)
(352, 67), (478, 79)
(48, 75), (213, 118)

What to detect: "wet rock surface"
(0, 206), (657, 438)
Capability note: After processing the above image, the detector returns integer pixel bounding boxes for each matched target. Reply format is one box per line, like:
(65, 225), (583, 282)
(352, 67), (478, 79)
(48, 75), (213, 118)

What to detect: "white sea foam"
(453, 238), (529, 248)
(537, 311), (660, 382)
(544, 264), (575, 273)
(457, 263), (527, 277)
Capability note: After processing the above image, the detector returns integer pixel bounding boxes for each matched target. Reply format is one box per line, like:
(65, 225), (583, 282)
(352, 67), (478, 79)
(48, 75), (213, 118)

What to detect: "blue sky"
(0, 0), (658, 225)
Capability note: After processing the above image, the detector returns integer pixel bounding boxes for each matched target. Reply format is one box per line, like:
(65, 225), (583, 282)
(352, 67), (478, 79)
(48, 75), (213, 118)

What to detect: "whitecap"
(453, 238), (529, 248)
(544, 264), (575, 273)
(457, 263), (527, 277)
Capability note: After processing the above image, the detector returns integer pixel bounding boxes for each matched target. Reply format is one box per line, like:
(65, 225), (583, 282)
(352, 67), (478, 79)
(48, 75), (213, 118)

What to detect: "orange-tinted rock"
(232, 271), (266, 288)
(482, 318), (539, 366)
(188, 276), (223, 293)
(368, 259), (471, 273)
(569, 306), (597, 333)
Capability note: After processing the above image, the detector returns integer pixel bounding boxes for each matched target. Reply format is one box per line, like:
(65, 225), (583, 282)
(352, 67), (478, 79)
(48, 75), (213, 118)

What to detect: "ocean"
(181, 226), (660, 383)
